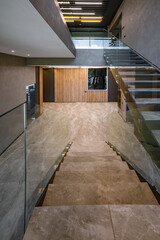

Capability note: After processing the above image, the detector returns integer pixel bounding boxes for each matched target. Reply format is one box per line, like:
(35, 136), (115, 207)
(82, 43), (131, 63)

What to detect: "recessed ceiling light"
(61, 7), (82, 10)
(27, 54), (30, 57)
(75, 2), (102, 5)
(11, 50), (15, 53)
(63, 12), (95, 15)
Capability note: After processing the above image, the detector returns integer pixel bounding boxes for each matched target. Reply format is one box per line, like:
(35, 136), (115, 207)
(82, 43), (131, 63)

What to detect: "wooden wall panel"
(54, 68), (108, 102)
(87, 91), (108, 102)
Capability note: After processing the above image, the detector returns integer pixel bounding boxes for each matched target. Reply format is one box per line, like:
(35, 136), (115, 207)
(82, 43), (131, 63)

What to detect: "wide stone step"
(23, 205), (160, 240)
(67, 151), (118, 157)
(54, 170), (139, 185)
(23, 205), (115, 240)
(59, 160), (129, 171)
(43, 182), (158, 206)
(70, 141), (113, 153)
(64, 155), (122, 162)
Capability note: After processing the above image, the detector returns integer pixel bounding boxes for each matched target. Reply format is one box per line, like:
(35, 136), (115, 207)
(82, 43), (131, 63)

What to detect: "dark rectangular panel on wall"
(108, 68), (118, 102)
(43, 68), (54, 102)
(54, 68), (108, 102)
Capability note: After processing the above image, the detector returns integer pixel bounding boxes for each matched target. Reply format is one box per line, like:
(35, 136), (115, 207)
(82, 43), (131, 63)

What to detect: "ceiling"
(0, 0), (75, 58)
(58, 0), (123, 28)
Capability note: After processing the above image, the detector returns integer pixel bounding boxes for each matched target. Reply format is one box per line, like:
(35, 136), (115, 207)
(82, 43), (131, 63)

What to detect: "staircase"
(23, 141), (160, 240)
(103, 32), (160, 170)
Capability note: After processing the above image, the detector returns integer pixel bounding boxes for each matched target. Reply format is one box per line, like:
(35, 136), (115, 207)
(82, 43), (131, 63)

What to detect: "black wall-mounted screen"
(88, 68), (107, 90)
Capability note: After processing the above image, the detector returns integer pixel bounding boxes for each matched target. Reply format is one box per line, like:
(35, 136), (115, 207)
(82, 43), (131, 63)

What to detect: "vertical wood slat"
(54, 68), (108, 102)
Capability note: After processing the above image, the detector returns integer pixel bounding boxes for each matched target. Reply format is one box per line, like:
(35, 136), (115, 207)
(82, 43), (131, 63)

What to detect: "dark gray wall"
(109, 0), (160, 69)
(26, 49), (106, 67)
(29, 0), (76, 57)
(0, 53), (35, 153)
(0, 53), (35, 115)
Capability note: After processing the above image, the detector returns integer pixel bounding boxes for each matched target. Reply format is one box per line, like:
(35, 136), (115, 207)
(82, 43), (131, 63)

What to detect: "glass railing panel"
(110, 67), (160, 172)
(26, 104), (70, 225)
(106, 107), (160, 192)
(0, 103), (26, 240)
(103, 33), (150, 67)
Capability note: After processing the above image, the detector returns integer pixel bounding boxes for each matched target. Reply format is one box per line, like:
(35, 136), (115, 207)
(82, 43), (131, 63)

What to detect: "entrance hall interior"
(1, 0), (160, 239)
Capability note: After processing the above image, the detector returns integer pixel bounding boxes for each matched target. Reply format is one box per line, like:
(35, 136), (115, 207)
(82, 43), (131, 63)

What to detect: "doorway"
(43, 68), (55, 102)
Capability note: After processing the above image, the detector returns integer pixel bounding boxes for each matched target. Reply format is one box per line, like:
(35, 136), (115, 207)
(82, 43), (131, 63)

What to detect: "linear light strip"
(75, 2), (102, 5)
(64, 16), (80, 18)
(65, 19), (102, 22)
(81, 20), (101, 22)
(63, 12), (95, 15)
(64, 16), (103, 19)
(61, 7), (82, 10)
(81, 16), (103, 19)
(58, 1), (70, 4)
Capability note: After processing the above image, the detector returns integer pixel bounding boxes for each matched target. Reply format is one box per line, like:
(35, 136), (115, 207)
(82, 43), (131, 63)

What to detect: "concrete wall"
(0, 53), (35, 153)
(109, 0), (160, 69)
(26, 49), (107, 67)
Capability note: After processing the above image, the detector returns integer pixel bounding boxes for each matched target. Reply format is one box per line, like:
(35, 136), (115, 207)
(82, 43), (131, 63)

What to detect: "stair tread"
(23, 205), (115, 240)
(59, 160), (129, 171)
(43, 182), (158, 206)
(67, 151), (118, 157)
(64, 155), (122, 162)
(135, 98), (160, 104)
(141, 111), (160, 121)
(70, 142), (112, 153)
(54, 170), (139, 184)
(23, 205), (160, 240)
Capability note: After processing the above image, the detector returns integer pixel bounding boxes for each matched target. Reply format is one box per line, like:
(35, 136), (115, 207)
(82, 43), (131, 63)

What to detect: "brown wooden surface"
(54, 68), (108, 102)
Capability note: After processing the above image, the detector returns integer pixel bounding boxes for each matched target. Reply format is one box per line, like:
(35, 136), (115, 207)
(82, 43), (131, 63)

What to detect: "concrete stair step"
(64, 155), (122, 162)
(59, 160), (129, 171)
(43, 182), (158, 206)
(23, 205), (160, 240)
(67, 151), (118, 157)
(54, 170), (140, 185)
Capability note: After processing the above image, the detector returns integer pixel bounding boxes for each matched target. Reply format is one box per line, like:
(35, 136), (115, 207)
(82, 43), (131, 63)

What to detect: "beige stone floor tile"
(23, 205), (114, 240)
(110, 205), (160, 240)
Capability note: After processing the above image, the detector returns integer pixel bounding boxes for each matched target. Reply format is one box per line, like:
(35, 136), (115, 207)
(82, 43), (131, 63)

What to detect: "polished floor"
(0, 103), (118, 240)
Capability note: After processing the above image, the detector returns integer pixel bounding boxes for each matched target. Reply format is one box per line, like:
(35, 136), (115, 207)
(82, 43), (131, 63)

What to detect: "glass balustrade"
(103, 30), (160, 192)
(0, 103), (70, 240)
(0, 103), (26, 240)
